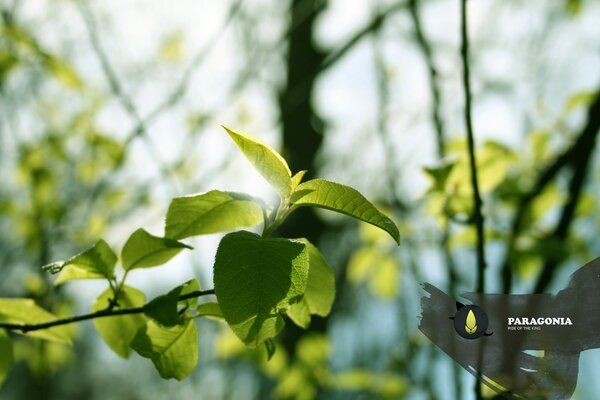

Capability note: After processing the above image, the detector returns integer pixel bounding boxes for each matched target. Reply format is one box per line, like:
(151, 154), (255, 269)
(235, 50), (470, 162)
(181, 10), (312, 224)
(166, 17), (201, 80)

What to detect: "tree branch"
(460, 1), (485, 398)
(319, 1), (407, 75)
(500, 88), (600, 293)
(0, 289), (215, 333)
(533, 90), (600, 293)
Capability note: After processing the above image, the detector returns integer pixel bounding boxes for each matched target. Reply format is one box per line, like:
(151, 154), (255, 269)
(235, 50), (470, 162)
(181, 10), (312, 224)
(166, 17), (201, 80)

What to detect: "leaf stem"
(0, 289), (215, 334)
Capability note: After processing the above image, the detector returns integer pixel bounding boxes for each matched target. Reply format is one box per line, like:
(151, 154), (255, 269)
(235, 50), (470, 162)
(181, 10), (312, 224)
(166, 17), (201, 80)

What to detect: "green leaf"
(0, 299), (72, 344)
(178, 279), (201, 308)
(287, 240), (335, 327)
(122, 228), (191, 271)
(213, 231), (309, 346)
(291, 179), (400, 244)
(286, 299), (311, 329)
(291, 170), (307, 191)
(144, 279), (202, 327)
(50, 239), (117, 285)
(165, 190), (264, 240)
(0, 330), (13, 386)
(223, 126), (293, 198)
(130, 319), (198, 381)
(196, 302), (224, 320)
(92, 286), (146, 359)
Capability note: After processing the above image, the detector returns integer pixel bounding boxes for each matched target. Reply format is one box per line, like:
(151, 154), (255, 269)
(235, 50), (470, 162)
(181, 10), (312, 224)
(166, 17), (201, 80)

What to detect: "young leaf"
(0, 330), (13, 386)
(196, 302), (224, 320)
(178, 279), (201, 308)
(0, 299), (72, 344)
(291, 179), (400, 244)
(130, 319), (198, 381)
(291, 170), (307, 191)
(144, 279), (202, 327)
(213, 231), (309, 347)
(122, 228), (191, 271)
(286, 240), (335, 328)
(50, 239), (117, 285)
(165, 190), (263, 240)
(92, 286), (146, 359)
(223, 126), (293, 198)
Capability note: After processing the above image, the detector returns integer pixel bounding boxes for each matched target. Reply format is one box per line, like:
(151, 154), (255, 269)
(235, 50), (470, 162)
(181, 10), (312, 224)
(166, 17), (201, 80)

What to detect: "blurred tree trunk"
(277, 0), (329, 352)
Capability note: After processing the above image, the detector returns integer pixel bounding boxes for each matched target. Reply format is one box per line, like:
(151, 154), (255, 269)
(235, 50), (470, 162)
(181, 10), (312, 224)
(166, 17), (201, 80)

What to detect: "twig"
(408, 0), (446, 158)
(460, 0), (486, 295)
(0, 289), (215, 333)
(460, 0), (485, 399)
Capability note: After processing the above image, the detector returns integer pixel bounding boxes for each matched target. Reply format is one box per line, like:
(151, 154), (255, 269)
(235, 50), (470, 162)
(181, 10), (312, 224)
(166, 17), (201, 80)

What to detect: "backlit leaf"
(291, 179), (399, 244)
(0, 299), (72, 344)
(165, 190), (263, 240)
(92, 286), (146, 358)
(122, 228), (191, 271)
(50, 239), (117, 285)
(130, 319), (198, 381)
(223, 126), (292, 198)
(214, 231), (309, 346)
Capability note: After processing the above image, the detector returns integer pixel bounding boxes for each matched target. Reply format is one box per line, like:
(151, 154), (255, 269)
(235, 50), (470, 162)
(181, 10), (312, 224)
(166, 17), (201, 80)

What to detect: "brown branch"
(0, 289), (215, 333)
(500, 88), (600, 293)
(533, 90), (600, 293)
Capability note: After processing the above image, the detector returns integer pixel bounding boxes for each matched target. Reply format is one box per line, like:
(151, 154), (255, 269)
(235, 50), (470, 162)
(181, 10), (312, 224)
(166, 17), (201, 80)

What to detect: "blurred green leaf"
(122, 228), (191, 271)
(348, 247), (399, 299)
(92, 286), (146, 359)
(50, 239), (117, 285)
(328, 370), (408, 397)
(165, 190), (263, 240)
(223, 126), (293, 198)
(44, 56), (83, 89)
(423, 160), (456, 192)
(291, 179), (400, 244)
(130, 319), (198, 381)
(0, 330), (13, 386)
(214, 231), (309, 346)
(0, 299), (72, 344)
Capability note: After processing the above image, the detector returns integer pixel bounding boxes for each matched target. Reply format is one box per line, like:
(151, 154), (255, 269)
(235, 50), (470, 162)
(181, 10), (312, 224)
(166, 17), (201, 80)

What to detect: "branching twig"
(533, 91), (600, 293)
(0, 289), (215, 333)
(501, 89), (600, 293)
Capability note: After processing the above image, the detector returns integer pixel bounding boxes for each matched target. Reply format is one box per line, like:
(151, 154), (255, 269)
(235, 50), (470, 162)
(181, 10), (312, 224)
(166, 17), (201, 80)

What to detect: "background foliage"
(0, 0), (599, 399)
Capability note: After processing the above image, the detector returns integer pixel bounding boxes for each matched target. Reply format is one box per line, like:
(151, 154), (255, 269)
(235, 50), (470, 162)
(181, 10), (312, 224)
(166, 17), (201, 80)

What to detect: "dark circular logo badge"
(453, 305), (489, 339)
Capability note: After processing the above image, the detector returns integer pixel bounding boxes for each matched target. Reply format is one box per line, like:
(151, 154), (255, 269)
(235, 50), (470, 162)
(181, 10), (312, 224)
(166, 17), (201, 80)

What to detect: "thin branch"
(460, 1), (485, 399)
(500, 88), (600, 293)
(319, 1), (407, 75)
(0, 289), (215, 333)
(460, 0), (486, 294)
(533, 90), (600, 293)
(125, 0), (243, 143)
(408, 0), (446, 159)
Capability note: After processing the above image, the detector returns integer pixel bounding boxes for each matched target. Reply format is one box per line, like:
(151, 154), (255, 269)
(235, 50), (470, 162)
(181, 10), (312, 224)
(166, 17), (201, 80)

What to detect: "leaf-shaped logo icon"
(465, 309), (477, 334)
